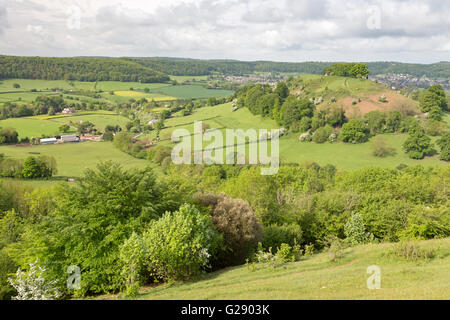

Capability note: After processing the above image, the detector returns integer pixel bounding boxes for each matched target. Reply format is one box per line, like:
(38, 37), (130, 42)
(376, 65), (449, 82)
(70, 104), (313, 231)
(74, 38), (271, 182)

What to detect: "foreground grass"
(102, 238), (450, 300)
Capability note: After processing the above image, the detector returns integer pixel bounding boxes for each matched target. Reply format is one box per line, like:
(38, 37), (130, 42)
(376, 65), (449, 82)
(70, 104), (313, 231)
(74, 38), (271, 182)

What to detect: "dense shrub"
(143, 204), (221, 281)
(398, 206), (450, 240)
(344, 213), (373, 245)
(400, 116), (422, 133)
(437, 132), (450, 161)
(102, 131), (114, 141)
(262, 224), (303, 252)
(113, 132), (133, 152)
(299, 117), (312, 132)
(340, 119), (369, 143)
(425, 121), (447, 136)
(148, 146), (172, 164)
(21, 156), (57, 179)
(403, 129), (434, 159)
(119, 232), (147, 296)
(195, 193), (263, 267)
(312, 125), (333, 144)
(0, 250), (16, 300)
(0, 127), (19, 145)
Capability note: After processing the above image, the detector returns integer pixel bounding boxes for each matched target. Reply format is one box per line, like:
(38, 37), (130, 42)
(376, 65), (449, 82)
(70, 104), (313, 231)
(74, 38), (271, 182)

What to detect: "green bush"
(403, 129), (434, 159)
(119, 232), (147, 296)
(143, 204), (221, 281)
(424, 121), (447, 136)
(398, 207), (450, 240)
(299, 117), (312, 132)
(312, 125), (333, 144)
(400, 116), (421, 133)
(437, 132), (450, 161)
(0, 250), (16, 300)
(275, 243), (295, 263)
(102, 131), (114, 141)
(340, 119), (369, 143)
(262, 224), (303, 253)
(344, 213), (373, 246)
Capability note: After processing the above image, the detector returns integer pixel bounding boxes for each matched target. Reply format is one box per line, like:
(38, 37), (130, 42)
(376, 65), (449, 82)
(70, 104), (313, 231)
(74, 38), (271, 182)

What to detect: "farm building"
(148, 119), (159, 126)
(61, 134), (80, 143)
(40, 137), (57, 145)
(62, 107), (75, 114)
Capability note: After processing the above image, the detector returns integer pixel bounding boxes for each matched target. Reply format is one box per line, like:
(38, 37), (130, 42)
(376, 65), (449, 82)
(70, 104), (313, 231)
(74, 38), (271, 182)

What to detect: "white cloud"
(0, 0), (448, 63)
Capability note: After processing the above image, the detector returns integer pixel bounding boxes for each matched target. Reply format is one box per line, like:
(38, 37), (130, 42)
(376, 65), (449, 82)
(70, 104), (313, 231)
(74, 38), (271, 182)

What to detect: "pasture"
(152, 85), (234, 99)
(0, 141), (150, 178)
(0, 111), (130, 139)
(170, 75), (209, 82)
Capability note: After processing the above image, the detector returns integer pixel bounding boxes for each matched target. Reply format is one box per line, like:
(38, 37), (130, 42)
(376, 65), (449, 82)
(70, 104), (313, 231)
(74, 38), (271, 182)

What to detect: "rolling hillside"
(145, 99), (447, 169)
(100, 238), (450, 300)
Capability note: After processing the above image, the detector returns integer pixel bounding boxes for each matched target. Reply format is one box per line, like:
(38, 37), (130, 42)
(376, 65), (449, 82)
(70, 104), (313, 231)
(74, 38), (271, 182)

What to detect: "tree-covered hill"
(126, 57), (450, 79)
(125, 57), (330, 76)
(367, 61), (450, 79)
(0, 56), (170, 83)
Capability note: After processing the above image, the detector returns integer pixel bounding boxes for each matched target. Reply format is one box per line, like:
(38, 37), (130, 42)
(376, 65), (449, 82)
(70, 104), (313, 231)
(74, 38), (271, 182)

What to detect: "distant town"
(370, 74), (450, 90)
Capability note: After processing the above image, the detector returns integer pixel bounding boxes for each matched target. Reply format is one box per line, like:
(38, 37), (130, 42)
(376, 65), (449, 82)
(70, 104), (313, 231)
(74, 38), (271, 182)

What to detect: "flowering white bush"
(8, 261), (61, 300)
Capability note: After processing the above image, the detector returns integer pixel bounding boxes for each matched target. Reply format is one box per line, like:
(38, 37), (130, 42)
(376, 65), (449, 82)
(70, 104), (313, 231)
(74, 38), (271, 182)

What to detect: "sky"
(0, 0), (449, 63)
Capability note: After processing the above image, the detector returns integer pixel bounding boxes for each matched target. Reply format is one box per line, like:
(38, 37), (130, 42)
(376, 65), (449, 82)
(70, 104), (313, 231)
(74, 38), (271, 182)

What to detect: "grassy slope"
(102, 238), (450, 300)
(295, 76), (420, 116)
(149, 103), (447, 169)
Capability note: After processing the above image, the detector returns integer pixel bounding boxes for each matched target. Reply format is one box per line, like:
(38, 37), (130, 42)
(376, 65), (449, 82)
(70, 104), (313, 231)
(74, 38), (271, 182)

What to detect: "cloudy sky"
(0, 0), (449, 63)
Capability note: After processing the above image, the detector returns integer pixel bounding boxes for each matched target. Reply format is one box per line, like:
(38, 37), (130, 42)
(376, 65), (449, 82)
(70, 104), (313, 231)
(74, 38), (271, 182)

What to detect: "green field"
(148, 103), (447, 170)
(0, 141), (150, 178)
(152, 85), (234, 99)
(95, 81), (170, 92)
(0, 111), (130, 139)
(170, 75), (209, 82)
(0, 79), (233, 106)
(100, 238), (450, 300)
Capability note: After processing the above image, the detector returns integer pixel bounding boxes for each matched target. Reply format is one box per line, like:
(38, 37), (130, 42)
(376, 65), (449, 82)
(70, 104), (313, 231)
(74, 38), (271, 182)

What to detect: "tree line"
(0, 56), (170, 83)
(126, 57), (449, 79)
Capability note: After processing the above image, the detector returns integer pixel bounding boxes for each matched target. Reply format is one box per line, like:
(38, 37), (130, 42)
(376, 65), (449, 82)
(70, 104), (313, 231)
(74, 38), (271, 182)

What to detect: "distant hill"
(126, 57), (450, 79)
(0, 56), (170, 83)
(1, 55), (448, 83)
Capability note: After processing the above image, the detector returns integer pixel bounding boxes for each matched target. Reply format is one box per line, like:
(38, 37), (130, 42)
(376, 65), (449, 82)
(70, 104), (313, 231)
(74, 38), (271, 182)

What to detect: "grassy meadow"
(154, 85), (234, 99)
(0, 141), (150, 178)
(0, 111), (130, 139)
(99, 238), (450, 300)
